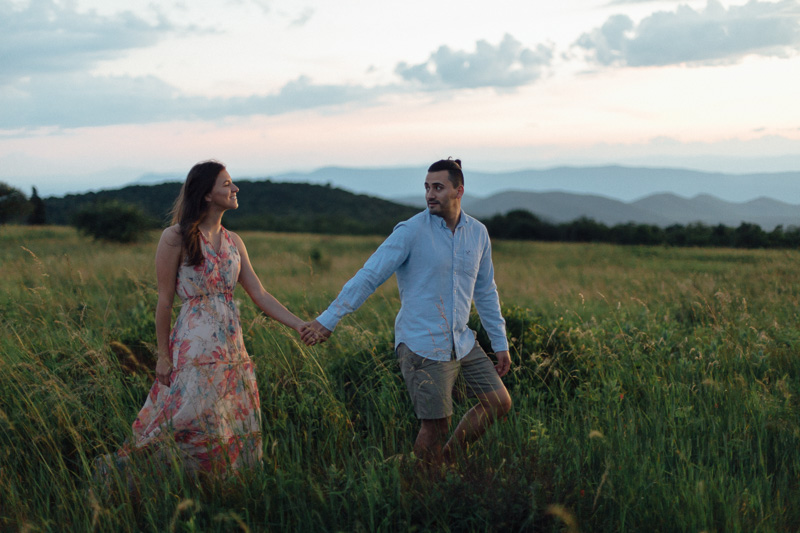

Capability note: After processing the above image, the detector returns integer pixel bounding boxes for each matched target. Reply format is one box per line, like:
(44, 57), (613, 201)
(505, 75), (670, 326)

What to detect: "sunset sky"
(2, 0), (799, 197)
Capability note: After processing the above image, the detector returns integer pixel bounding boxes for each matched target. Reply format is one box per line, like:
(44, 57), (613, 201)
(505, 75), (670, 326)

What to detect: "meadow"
(1, 225), (798, 532)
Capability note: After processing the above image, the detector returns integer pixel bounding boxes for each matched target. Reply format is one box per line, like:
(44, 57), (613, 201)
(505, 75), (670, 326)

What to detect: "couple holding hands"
(99, 157), (511, 481)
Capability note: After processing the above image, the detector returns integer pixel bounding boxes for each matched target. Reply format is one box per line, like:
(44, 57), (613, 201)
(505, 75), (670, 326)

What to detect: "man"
(302, 158), (512, 466)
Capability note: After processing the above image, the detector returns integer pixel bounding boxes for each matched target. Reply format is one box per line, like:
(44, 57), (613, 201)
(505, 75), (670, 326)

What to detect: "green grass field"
(1, 225), (798, 532)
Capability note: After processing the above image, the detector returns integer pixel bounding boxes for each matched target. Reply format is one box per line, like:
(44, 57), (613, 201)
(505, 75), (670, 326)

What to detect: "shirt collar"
(427, 209), (469, 229)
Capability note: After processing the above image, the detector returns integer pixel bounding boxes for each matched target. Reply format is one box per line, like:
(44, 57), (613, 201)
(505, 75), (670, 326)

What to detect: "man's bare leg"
(414, 417), (451, 467)
(443, 387), (512, 463)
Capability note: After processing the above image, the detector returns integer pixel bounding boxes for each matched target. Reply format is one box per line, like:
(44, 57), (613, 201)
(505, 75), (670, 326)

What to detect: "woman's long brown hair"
(170, 160), (225, 266)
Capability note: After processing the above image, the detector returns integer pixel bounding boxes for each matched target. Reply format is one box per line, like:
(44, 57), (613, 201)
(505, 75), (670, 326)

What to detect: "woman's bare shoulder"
(160, 224), (182, 247)
(226, 229), (245, 246)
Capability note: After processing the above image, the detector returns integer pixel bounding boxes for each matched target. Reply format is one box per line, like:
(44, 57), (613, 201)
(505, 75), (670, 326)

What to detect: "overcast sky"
(2, 0), (800, 197)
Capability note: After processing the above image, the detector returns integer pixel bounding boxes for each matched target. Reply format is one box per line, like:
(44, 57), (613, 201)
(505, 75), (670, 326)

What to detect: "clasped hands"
(299, 319), (332, 346)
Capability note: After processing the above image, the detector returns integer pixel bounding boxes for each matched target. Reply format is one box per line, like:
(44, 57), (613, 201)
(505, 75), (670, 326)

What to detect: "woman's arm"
(154, 225), (182, 385)
(229, 231), (306, 332)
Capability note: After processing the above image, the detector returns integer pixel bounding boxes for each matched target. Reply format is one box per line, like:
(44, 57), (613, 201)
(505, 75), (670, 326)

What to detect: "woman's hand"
(155, 356), (173, 386)
(300, 320), (332, 346)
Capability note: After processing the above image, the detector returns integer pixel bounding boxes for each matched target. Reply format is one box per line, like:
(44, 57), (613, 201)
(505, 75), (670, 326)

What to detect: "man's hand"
(155, 355), (172, 386)
(300, 320), (332, 346)
(494, 350), (511, 377)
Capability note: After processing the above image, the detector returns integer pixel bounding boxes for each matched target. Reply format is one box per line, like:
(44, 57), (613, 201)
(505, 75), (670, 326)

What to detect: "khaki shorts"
(396, 341), (506, 420)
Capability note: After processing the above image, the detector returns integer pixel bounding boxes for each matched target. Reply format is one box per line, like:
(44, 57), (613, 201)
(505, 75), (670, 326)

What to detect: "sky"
(1, 0), (800, 198)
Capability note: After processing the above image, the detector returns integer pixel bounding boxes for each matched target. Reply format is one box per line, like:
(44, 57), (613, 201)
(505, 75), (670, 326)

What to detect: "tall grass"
(1, 225), (798, 531)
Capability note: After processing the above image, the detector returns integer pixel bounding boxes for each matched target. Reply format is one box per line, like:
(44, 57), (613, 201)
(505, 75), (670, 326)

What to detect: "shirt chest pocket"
(461, 249), (480, 278)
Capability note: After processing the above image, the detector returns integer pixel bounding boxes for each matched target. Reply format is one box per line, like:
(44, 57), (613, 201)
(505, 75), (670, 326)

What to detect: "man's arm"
(473, 234), (510, 373)
(305, 223), (413, 344)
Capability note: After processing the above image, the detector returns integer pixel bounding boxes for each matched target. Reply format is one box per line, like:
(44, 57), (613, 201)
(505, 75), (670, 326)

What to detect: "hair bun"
(454, 159), (461, 168)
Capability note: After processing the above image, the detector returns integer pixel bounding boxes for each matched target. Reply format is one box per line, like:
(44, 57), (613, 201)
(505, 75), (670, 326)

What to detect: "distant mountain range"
(395, 191), (800, 230)
(133, 164), (800, 204)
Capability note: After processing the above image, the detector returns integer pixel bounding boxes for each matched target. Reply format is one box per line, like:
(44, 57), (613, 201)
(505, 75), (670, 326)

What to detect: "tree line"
(483, 209), (800, 249)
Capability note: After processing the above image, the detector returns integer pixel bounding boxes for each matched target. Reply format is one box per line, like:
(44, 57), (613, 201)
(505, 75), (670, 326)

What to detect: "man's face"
(425, 170), (463, 218)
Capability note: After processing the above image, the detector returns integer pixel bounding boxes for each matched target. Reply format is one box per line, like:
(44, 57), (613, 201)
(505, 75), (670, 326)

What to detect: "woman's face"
(205, 169), (239, 211)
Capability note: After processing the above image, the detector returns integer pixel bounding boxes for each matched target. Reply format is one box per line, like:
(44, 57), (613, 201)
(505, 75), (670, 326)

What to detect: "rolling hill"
(43, 180), (419, 236)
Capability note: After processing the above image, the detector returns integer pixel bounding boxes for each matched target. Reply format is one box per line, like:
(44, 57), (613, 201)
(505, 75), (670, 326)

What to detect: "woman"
(98, 160), (307, 479)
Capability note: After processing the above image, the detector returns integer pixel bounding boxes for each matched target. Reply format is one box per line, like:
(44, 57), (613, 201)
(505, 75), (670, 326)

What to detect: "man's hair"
(428, 158), (463, 188)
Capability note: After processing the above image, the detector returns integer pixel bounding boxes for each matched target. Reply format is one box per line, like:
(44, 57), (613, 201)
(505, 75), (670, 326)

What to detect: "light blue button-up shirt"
(317, 209), (508, 361)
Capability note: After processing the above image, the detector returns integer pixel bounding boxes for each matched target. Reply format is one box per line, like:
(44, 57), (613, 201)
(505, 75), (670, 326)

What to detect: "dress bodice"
(175, 228), (240, 302)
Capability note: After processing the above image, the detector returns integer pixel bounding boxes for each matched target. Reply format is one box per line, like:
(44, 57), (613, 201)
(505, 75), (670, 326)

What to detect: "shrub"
(72, 200), (156, 243)
(0, 182), (30, 224)
(470, 305), (587, 395)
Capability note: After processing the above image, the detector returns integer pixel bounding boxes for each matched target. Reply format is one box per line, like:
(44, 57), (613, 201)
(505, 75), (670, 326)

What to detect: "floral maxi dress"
(103, 228), (262, 476)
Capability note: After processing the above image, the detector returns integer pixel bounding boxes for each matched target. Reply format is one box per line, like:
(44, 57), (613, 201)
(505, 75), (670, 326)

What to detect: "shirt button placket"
(451, 227), (457, 347)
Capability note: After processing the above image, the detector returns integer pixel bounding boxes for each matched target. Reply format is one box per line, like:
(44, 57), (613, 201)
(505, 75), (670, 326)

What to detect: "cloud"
(395, 34), (554, 90)
(227, 76), (386, 118)
(576, 0), (800, 67)
(245, 0), (272, 14)
(1, 26), (554, 129)
(0, 72), (388, 129)
(1, 73), (189, 128)
(0, 0), (170, 82)
(0, 0), (383, 131)
(0, 2), (549, 130)
(604, 0), (684, 4)
(289, 7), (314, 27)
